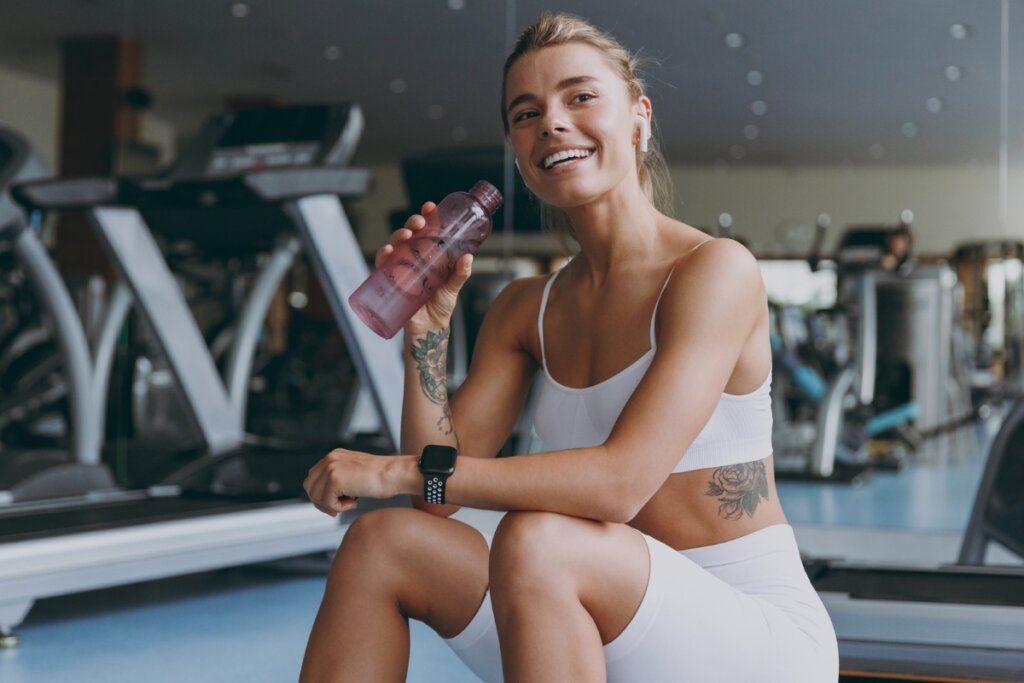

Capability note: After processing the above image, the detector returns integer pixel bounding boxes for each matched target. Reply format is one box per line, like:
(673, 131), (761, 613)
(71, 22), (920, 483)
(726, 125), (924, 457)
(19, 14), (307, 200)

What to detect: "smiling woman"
(500, 20), (674, 244)
(299, 11), (838, 683)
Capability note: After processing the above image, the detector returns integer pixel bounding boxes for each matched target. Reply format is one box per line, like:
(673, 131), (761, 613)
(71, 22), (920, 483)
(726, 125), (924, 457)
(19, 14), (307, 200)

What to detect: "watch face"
(420, 445), (457, 475)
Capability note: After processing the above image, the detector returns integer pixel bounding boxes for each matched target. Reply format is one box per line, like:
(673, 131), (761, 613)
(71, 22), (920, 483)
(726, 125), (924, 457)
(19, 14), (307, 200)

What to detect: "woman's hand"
(376, 201), (475, 333)
(303, 449), (407, 517)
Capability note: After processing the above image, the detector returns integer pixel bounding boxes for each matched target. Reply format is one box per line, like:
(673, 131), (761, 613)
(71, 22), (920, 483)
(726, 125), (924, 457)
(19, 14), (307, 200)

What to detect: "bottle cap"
(469, 180), (503, 215)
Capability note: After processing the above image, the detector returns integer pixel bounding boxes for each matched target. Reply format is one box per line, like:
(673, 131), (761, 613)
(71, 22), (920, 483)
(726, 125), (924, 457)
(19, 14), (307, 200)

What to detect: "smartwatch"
(418, 445), (458, 505)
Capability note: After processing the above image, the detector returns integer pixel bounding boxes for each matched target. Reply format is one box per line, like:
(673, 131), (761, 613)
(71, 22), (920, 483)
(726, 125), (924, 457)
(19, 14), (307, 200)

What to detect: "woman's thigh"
(604, 533), (836, 682)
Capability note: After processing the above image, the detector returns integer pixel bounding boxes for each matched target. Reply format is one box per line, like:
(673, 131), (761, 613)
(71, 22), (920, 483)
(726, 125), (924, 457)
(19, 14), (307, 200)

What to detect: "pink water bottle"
(349, 180), (503, 339)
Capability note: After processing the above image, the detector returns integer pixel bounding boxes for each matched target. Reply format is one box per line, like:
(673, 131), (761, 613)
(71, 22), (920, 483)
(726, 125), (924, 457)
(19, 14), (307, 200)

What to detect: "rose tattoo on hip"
(705, 462), (769, 520)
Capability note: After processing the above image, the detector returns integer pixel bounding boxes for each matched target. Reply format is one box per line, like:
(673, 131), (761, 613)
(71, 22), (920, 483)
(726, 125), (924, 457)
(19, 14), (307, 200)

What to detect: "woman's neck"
(562, 181), (664, 286)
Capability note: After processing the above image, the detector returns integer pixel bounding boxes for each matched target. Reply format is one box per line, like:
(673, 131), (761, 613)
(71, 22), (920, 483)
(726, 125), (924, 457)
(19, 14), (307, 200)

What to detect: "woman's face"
(504, 42), (648, 210)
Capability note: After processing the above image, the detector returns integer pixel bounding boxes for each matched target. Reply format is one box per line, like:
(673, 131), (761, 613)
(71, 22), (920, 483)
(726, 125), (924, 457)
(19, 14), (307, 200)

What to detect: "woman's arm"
(309, 241), (765, 522)
(305, 274), (540, 518)
(391, 240), (767, 522)
(404, 276), (540, 516)
(400, 322), (461, 515)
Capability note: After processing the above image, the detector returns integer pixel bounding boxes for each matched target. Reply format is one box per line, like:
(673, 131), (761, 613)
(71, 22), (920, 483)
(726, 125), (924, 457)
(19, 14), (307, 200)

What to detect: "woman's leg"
(603, 526), (838, 682)
(299, 506), (490, 683)
(488, 511), (651, 683)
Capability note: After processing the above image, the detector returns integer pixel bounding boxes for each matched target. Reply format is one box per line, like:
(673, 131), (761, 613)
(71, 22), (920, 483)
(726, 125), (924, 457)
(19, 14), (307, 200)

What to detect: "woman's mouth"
(540, 148), (594, 171)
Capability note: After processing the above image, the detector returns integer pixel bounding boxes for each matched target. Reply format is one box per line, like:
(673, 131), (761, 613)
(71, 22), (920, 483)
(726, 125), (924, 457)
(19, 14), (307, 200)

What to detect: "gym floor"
(0, 422), (997, 683)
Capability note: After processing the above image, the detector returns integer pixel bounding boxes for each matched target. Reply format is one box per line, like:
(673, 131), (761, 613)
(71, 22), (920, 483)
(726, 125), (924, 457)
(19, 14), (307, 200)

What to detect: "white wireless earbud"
(514, 157), (521, 173)
(637, 116), (651, 153)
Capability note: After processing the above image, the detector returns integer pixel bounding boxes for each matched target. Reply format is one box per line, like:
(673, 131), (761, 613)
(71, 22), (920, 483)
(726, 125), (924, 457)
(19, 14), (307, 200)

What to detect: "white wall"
(0, 64), (61, 171)
(671, 162), (1022, 257)
(0, 64), (176, 175)
(354, 161), (1022, 260)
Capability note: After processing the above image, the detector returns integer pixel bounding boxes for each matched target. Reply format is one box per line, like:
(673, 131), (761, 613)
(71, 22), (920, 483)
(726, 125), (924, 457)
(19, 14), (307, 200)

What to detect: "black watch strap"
(424, 473), (449, 505)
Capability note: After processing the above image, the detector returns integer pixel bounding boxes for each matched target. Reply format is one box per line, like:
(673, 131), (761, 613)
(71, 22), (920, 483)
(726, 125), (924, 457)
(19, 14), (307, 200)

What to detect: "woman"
(300, 12), (838, 682)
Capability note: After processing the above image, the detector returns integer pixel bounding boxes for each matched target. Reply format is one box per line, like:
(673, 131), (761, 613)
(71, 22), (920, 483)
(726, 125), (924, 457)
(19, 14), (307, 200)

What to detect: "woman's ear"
(635, 96), (653, 153)
(636, 116), (651, 153)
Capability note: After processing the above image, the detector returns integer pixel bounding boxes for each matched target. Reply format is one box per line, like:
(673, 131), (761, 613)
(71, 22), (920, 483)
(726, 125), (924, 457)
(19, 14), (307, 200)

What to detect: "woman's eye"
(574, 93), (595, 103)
(512, 110), (536, 123)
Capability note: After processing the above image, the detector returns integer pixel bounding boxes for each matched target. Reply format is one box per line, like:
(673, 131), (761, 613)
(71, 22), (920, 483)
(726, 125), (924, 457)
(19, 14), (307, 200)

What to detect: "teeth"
(542, 149), (591, 169)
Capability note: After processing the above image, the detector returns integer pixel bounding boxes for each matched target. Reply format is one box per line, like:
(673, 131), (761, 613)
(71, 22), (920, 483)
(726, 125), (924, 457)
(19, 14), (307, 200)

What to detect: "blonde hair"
(502, 12), (674, 250)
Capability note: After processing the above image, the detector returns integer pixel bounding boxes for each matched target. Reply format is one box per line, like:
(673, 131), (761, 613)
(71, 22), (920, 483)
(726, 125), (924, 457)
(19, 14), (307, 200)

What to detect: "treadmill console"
(173, 103), (364, 180)
(836, 224), (913, 273)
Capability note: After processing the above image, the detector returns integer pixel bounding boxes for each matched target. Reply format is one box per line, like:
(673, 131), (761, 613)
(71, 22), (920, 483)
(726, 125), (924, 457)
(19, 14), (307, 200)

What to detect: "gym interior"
(1, 1), (1023, 681)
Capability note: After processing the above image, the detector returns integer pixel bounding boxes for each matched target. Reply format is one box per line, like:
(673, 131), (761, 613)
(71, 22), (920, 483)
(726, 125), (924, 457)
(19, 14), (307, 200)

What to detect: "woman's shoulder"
(491, 272), (551, 312)
(670, 234), (760, 281)
(663, 235), (764, 307)
(468, 272), (552, 358)
(477, 272), (552, 342)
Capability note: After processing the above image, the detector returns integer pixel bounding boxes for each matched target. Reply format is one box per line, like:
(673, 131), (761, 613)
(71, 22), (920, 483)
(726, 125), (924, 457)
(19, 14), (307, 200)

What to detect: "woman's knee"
(489, 511), (575, 594)
(337, 507), (491, 634)
(332, 507), (427, 576)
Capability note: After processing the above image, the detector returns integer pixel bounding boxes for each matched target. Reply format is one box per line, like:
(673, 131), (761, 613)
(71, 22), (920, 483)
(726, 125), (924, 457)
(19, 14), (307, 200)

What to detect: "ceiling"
(0, 0), (1021, 166)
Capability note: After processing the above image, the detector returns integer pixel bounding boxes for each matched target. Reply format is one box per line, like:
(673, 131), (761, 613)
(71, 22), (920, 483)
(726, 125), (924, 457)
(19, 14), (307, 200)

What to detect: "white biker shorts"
(444, 523), (839, 682)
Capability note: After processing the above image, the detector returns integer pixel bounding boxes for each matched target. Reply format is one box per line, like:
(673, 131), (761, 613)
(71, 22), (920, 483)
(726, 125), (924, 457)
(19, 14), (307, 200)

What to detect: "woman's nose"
(540, 121), (569, 137)
(539, 110), (569, 137)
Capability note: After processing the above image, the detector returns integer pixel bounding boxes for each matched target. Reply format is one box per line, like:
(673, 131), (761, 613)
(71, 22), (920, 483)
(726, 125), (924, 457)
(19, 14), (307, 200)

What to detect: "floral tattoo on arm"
(409, 328), (453, 434)
(705, 462), (769, 520)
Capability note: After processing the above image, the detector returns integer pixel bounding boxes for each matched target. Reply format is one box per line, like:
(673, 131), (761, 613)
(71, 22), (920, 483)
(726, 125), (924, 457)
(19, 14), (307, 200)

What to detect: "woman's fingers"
(403, 214), (426, 232)
(374, 245), (392, 268)
(304, 474), (332, 516)
(390, 227), (412, 244)
(379, 201), (437, 268)
(305, 457), (342, 517)
(400, 202), (435, 232)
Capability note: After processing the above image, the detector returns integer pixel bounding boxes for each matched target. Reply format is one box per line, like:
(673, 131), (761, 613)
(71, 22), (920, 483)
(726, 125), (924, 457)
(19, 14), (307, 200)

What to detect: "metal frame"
(286, 195), (403, 445)
(959, 398), (1024, 565)
(1, 129), (130, 496)
(89, 206), (242, 454)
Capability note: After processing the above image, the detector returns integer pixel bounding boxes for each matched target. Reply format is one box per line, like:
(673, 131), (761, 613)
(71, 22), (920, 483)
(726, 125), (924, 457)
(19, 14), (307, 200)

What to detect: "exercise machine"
(0, 103), (404, 646)
(950, 240), (1024, 406)
(774, 219), (935, 482)
(0, 127), (127, 504)
(805, 397), (1024, 680)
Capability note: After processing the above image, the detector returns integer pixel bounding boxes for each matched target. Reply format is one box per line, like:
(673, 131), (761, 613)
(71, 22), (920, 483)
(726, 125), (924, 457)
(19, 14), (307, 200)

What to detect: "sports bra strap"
(537, 268), (564, 372)
(649, 266), (676, 348)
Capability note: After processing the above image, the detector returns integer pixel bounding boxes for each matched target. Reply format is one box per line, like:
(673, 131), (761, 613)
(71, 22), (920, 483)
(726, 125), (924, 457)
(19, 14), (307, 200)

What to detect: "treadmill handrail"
(12, 177), (123, 211)
(134, 167), (371, 204)
(12, 167), (371, 213)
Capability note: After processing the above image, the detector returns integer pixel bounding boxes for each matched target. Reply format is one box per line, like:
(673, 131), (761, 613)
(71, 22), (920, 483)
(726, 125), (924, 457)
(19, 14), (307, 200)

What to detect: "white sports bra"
(532, 266), (773, 472)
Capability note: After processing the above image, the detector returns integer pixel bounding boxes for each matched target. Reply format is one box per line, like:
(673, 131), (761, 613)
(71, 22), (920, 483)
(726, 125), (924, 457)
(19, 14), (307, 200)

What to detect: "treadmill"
(0, 104), (406, 646)
(804, 400), (1024, 681)
(0, 128), (129, 503)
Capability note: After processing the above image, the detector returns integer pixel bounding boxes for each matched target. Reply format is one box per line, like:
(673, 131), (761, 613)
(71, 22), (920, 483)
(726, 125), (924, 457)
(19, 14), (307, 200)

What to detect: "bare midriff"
(628, 455), (788, 551)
